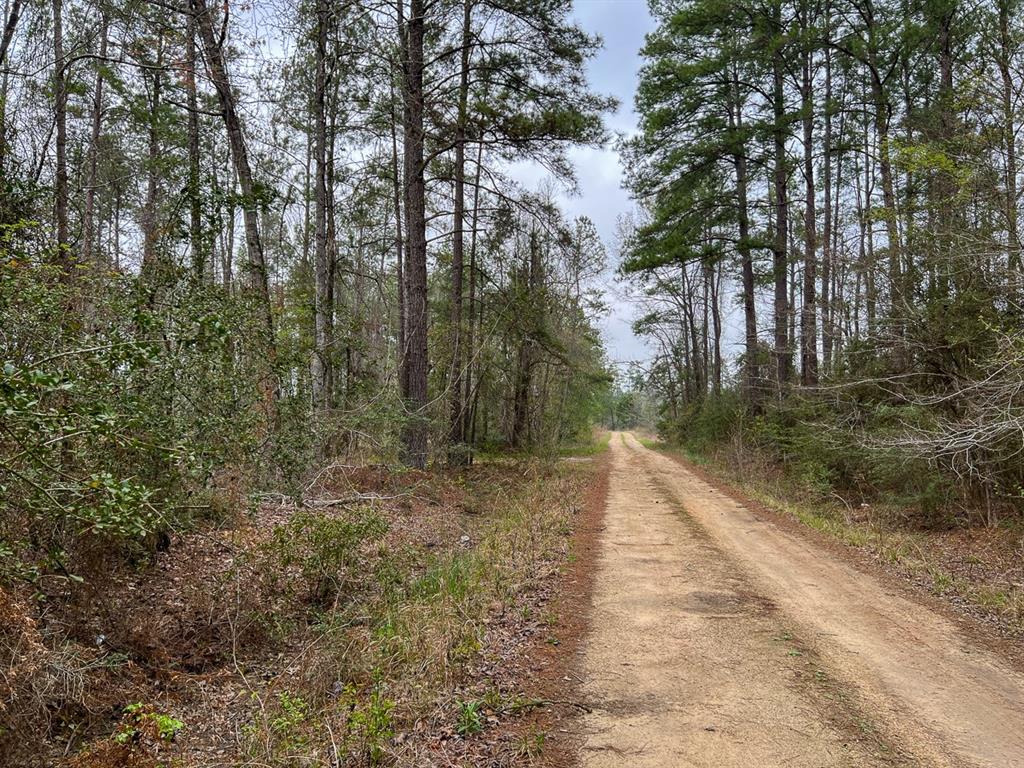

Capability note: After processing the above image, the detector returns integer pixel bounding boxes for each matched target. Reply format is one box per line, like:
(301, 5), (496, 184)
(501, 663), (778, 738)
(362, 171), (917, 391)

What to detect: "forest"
(1, 0), (616, 764)
(622, 0), (1024, 526)
(0, 0), (618, 577)
(4, 0), (1024, 765)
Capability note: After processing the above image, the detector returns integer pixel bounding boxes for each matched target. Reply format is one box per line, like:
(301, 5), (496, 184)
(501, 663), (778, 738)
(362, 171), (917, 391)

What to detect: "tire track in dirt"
(576, 432), (1024, 767)
(576, 433), (908, 767)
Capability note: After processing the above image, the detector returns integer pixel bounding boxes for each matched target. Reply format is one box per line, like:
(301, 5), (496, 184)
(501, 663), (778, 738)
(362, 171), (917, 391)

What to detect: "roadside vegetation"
(0, 0), (617, 765)
(2, 445), (606, 766)
(618, 0), (1024, 635)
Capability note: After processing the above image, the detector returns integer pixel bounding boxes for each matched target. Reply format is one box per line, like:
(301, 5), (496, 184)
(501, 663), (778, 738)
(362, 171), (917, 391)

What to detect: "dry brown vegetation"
(1, 454), (604, 767)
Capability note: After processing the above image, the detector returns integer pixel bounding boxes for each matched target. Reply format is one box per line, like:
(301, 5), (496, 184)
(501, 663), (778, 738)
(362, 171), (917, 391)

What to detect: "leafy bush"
(260, 509), (388, 604)
(116, 703), (184, 744)
(667, 391), (744, 453)
(0, 224), (298, 585)
(68, 702), (183, 768)
(340, 684), (395, 765)
(664, 390), (958, 521)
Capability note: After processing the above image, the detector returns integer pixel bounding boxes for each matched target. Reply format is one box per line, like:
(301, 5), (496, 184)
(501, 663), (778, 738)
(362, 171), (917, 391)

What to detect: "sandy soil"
(574, 433), (1024, 768)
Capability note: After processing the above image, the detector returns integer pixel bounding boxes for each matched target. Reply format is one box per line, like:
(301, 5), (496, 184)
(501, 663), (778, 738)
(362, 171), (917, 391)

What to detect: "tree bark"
(681, 263), (703, 397)
(800, 11), (818, 386)
(400, 0), (429, 467)
(701, 255), (710, 396)
(326, 71), (339, 386)
(463, 140), (484, 447)
(52, 0), (69, 270)
(709, 259), (722, 395)
(864, 27), (902, 316)
(389, 80), (406, 397)
(771, 9), (790, 392)
(81, 14), (109, 273)
(141, 34), (164, 279)
(0, 0), (21, 67)
(311, 0), (334, 415)
(186, 7), (204, 279)
(0, 0), (20, 174)
(448, 0), (472, 464)
(821, 34), (834, 372)
(729, 67), (758, 398)
(511, 229), (541, 448)
(192, 0), (275, 343)
(998, 0), (1021, 280)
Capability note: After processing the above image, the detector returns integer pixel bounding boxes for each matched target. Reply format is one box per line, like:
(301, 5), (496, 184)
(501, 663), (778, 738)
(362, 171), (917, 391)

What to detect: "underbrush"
(1, 455), (596, 766)
(554, 429), (612, 458)
(474, 427), (611, 461)
(660, 393), (968, 519)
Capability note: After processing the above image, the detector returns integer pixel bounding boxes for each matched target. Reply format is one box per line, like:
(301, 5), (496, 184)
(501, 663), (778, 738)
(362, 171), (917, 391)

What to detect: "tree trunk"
(701, 256), (710, 396)
(800, 16), (819, 386)
(400, 0), (429, 467)
(865, 40), (902, 316)
(511, 229), (541, 448)
(141, 34), (164, 279)
(821, 35), (834, 372)
(681, 263), (703, 397)
(389, 81), (406, 396)
(998, 0), (1021, 280)
(771, 13), (790, 392)
(831, 103), (846, 353)
(81, 14), (109, 274)
(311, 0), (333, 416)
(863, 121), (878, 334)
(730, 67), (758, 398)
(192, 0), (275, 344)
(52, 0), (69, 270)
(710, 259), (722, 395)
(113, 185), (121, 271)
(325, 79), (339, 406)
(0, 0), (21, 174)
(448, 0), (472, 464)
(0, 0), (21, 67)
(186, 7), (204, 279)
(463, 140), (484, 448)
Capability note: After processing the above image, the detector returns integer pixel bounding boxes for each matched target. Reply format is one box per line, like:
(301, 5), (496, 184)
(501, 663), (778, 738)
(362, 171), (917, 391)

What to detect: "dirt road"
(576, 432), (1024, 768)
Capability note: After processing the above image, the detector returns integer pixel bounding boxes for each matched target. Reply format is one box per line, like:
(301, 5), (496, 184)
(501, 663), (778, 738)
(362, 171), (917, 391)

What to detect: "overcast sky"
(569, 0), (656, 370)
(514, 0), (658, 371)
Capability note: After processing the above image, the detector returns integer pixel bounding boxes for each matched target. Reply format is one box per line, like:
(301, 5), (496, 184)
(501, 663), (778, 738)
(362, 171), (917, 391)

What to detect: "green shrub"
(116, 703), (185, 744)
(1, 231), (280, 584)
(659, 389), (960, 521)
(261, 509), (387, 604)
(342, 685), (394, 765)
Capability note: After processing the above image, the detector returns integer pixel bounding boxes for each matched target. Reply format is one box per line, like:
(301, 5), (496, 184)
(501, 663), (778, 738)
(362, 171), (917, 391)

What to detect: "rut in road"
(576, 432), (1024, 768)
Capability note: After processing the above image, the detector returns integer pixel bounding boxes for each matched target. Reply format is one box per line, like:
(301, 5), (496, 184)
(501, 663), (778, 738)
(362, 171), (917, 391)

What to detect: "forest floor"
(2, 448), (610, 768)
(569, 432), (1024, 767)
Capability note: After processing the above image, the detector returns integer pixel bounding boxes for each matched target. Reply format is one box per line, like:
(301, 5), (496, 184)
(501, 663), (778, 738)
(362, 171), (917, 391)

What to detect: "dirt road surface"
(576, 432), (1024, 768)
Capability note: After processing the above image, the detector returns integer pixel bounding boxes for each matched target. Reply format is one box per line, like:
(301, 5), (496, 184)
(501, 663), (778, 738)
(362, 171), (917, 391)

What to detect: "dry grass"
(1, 454), (601, 767)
